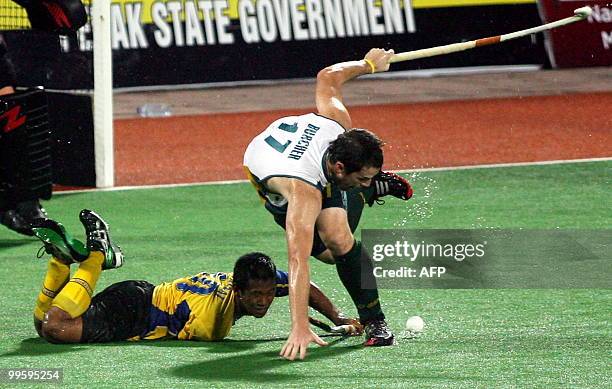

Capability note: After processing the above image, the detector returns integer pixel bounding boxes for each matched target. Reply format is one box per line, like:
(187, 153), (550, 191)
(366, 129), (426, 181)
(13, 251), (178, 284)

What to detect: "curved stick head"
(573, 6), (592, 19)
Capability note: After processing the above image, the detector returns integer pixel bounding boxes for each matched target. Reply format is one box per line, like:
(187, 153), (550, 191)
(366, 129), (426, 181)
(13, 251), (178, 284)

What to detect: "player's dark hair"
(233, 252), (277, 291)
(327, 129), (384, 174)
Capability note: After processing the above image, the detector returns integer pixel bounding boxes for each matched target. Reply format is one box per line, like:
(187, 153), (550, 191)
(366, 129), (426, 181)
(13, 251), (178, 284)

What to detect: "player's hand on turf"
(364, 48), (395, 73)
(280, 326), (328, 361)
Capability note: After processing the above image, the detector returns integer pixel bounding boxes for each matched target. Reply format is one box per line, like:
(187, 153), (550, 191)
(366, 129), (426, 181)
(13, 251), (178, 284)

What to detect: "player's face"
(237, 279), (276, 318)
(334, 165), (380, 190)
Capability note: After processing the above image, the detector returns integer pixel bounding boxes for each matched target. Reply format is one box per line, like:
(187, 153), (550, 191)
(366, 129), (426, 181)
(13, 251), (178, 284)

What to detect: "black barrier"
(47, 92), (95, 187)
(2, 1), (546, 89)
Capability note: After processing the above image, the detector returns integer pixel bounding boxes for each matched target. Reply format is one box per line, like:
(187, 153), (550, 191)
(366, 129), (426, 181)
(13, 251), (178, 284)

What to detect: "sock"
(335, 240), (385, 323)
(33, 257), (70, 321)
(346, 188), (367, 232)
(52, 252), (104, 318)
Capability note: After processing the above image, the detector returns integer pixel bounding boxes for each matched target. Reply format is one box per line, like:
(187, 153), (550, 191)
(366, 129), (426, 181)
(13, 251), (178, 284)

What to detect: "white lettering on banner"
(214, 1), (235, 44)
(109, 3), (149, 49)
(383, 0), (402, 34)
(76, 0), (417, 50)
(589, 6), (611, 23)
(272, 0), (292, 41)
(343, 0), (369, 36)
(111, 4), (129, 49)
(258, 0), (278, 42)
(588, 6), (612, 50)
(185, 1), (205, 46)
(199, 0), (216, 44)
(152, 2), (172, 48)
(77, 6), (92, 51)
(404, 0), (416, 33)
(239, 0), (259, 43)
(366, 0), (384, 35)
(323, 0), (346, 38)
(290, 0), (309, 40)
(126, 3), (149, 47)
(602, 31), (612, 49)
(306, 0), (326, 39)
(167, 1), (184, 46)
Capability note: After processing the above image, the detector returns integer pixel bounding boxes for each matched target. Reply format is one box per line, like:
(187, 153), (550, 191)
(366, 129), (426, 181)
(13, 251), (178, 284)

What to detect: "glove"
(13, 0), (87, 34)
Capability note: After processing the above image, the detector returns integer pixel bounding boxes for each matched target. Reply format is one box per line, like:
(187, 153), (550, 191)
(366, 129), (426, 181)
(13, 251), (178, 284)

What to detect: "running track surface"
(114, 92), (611, 186)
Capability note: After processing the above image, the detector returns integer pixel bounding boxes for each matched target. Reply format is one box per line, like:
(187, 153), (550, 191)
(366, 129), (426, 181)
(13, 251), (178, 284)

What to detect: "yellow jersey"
(139, 270), (288, 341)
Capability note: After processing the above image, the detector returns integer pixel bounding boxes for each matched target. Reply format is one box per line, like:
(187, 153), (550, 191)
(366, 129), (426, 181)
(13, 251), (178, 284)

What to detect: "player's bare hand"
(280, 326), (328, 361)
(364, 48), (395, 73)
(335, 317), (364, 335)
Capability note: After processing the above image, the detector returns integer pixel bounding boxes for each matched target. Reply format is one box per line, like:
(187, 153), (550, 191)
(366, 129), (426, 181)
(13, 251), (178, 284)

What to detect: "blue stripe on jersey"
(275, 270), (289, 297)
(176, 280), (218, 295)
(146, 300), (192, 337)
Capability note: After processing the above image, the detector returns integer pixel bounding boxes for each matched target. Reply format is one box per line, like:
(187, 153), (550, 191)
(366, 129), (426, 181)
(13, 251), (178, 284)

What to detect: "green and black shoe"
(79, 209), (124, 270)
(31, 219), (89, 264)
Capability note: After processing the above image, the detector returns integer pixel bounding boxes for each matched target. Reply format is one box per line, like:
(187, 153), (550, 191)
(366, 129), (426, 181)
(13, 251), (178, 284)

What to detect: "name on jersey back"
(288, 123), (320, 160)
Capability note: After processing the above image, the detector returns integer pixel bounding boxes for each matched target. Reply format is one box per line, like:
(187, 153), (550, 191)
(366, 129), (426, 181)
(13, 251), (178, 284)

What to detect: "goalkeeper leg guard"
(0, 88), (52, 234)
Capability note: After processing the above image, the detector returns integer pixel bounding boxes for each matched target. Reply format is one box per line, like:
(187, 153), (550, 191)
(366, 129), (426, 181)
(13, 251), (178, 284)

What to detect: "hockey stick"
(309, 316), (358, 335)
(390, 6), (593, 63)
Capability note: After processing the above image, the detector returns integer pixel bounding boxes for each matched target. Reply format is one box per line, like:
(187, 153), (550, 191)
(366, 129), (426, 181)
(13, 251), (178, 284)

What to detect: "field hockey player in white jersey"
(244, 48), (413, 361)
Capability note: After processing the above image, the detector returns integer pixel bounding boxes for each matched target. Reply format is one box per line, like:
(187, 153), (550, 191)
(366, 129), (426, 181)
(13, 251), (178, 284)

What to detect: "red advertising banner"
(538, 0), (612, 67)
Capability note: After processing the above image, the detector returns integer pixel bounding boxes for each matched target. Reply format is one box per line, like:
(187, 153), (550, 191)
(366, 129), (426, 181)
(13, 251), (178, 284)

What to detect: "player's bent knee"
(41, 308), (75, 343)
(321, 234), (355, 257)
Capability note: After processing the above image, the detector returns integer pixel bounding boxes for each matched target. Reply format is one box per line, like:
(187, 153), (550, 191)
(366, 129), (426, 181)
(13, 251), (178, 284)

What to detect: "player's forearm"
(287, 253), (311, 329)
(285, 215), (316, 330)
(308, 282), (344, 325)
(317, 60), (372, 89)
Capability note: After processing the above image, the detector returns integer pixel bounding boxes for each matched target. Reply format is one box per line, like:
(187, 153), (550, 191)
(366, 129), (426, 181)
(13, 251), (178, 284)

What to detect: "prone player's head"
(233, 252), (277, 318)
(327, 129), (384, 190)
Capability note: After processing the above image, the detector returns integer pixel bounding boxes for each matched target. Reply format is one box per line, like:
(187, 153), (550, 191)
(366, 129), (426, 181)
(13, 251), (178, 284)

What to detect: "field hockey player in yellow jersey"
(30, 210), (361, 343)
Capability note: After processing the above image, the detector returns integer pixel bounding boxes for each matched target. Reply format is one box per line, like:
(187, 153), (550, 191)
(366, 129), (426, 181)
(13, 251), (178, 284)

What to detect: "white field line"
(54, 157), (612, 195)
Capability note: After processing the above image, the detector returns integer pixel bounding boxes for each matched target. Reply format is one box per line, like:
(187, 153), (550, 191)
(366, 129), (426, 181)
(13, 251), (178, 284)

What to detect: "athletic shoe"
(363, 318), (395, 347)
(31, 218), (89, 264)
(0, 209), (33, 236)
(367, 171), (413, 206)
(79, 209), (124, 270)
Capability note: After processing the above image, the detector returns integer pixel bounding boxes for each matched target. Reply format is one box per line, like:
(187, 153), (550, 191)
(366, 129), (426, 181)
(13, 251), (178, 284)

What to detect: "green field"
(1, 161), (610, 388)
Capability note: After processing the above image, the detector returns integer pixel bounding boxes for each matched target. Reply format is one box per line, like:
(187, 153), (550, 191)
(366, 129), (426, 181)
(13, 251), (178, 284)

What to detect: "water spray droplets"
(393, 172), (439, 227)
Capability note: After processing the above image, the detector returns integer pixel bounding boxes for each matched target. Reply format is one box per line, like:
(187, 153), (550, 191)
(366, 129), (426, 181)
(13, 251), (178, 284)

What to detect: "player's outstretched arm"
(308, 281), (363, 333)
(315, 48), (394, 129)
(267, 177), (328, 360)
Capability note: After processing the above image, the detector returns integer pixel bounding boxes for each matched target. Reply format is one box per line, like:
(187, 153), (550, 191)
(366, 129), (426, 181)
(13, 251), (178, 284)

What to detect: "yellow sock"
(33, 257), (70, 321)
(52, 252), (104, 318)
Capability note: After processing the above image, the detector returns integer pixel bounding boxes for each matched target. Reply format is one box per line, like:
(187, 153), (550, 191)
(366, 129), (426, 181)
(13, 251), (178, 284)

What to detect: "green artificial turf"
(0, 161), (610, 388)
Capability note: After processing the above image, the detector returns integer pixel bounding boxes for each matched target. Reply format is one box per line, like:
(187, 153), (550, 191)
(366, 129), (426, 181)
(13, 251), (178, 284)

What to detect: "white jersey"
(243, 113), (345, 207)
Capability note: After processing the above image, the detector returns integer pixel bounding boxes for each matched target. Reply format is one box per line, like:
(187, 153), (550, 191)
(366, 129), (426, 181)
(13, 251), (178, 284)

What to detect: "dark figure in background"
(0, 0), (86, 235)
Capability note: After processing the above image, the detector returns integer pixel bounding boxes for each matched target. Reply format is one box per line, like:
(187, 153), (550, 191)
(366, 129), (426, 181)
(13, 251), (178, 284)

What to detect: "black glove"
(13, 0), (87, 34)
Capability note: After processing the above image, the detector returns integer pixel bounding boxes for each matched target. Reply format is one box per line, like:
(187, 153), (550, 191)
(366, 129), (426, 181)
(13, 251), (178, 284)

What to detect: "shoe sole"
(363, 337), (395, 347)
(31, 221), (90, 263)
(80, 210), (124, 270)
